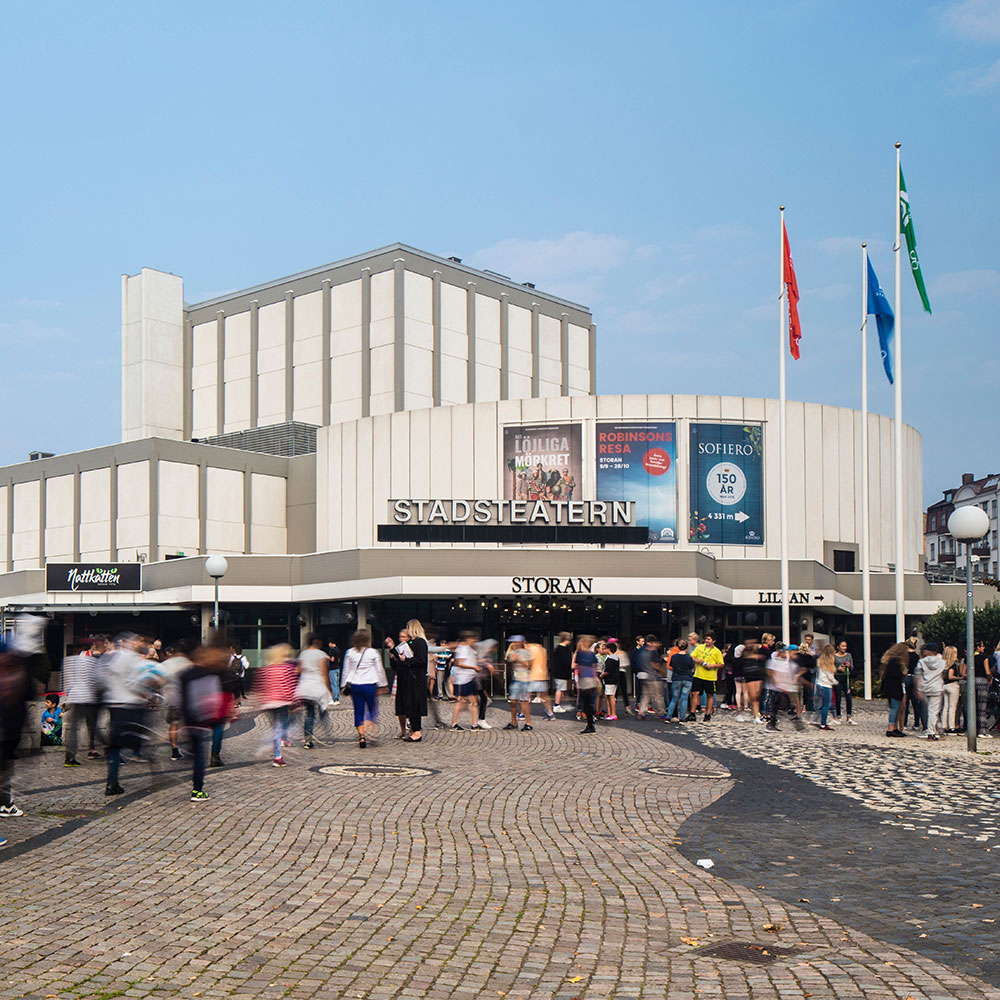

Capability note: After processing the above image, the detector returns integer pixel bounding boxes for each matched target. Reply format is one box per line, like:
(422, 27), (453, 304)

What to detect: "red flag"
(782, 221), (801, 360)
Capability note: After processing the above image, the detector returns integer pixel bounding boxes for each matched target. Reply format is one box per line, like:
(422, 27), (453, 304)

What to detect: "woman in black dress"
(386, 619), (429, 743)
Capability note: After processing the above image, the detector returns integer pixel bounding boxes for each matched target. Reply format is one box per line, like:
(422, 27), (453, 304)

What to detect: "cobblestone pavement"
(1, 700), (998, 1000)
(619, 701), (1000, 984)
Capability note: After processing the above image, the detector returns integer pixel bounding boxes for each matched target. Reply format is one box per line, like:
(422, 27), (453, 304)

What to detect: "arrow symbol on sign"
(734, 511), (750, 523)
(815, 595), (825, 601)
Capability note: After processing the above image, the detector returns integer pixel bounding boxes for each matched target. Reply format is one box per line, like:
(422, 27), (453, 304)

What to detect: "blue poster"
(596, 422), (677, 543)
(689, 423), (764, 545)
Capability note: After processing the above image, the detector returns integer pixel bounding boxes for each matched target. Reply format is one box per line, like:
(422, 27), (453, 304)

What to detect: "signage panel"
(596, 421), (677, 543)
(45, 563), (142, 593)
(503, 422), (582, 502)
(688, 422), (764, 545)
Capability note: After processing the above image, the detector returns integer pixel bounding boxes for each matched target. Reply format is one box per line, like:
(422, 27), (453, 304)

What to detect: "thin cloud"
(932, 268), (1000, 294)
(471, 232), (631, 287)
(950, 57), (1000, 92)
(939, 0), (1000, 42)
(13, 297), (62, 309)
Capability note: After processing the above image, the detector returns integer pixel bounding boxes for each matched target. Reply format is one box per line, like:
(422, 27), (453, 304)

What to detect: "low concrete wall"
(17, 701), (43, 754)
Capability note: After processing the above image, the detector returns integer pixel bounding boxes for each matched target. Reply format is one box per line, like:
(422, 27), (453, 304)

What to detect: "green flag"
(899, 166), (931, 314)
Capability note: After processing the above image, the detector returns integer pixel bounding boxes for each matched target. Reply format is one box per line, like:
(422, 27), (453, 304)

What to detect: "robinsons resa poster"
(596, 422), (677, 543)
(688, 422), (764, 545)
(503, 423), (582, 502)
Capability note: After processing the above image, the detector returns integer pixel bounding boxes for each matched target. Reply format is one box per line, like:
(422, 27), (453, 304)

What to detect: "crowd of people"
(2, 618), (999, 841)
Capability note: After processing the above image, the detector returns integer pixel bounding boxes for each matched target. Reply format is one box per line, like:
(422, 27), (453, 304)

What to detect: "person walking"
(0, 646), (31, 818)
(449, 631), (482, 731)
(296, 634), (332, 750)
(341, 629), (388, 748)
(256, 643), (298, 766)
(386, 620), (429, 743)
(573, 635), (600, 734)
(503, 637), (530, 730)
(550, 632), (573, 713)
(881, 641), (909, 738)
(600, 642), (620, 721)
(942, 645), (962, 733)
(327, 640), (343, 706)
(102, 634), (156, 795)
(914, 642), (947, 740)
(813, 644), (836, 730)
(174, 642), (232, 800)
(62, 637), (107, 767)
(228, 644), (249, 703)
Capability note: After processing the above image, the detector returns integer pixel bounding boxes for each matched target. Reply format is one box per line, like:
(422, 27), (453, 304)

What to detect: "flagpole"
(893, 141), (905, 642)
(779, 206), (790, 649)
(861, 243), (873, 700)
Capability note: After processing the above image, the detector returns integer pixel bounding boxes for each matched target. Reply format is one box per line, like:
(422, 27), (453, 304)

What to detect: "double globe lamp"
(946, 505), (989, 752)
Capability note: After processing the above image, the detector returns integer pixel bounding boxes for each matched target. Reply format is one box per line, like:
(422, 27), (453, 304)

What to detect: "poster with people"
(595, 422), (677, 543)
(503, 423), (582, 502)
(689, 422), (764, 545)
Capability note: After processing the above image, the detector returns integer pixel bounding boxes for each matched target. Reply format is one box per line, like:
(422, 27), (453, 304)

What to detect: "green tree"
(920, 599), (1000, 652)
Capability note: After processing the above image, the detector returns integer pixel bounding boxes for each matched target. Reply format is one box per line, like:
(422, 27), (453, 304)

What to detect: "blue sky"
(1, 1), (997, 505)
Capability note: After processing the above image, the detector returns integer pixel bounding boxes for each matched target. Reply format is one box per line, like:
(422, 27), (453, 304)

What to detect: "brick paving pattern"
(0, 699), (998, 999)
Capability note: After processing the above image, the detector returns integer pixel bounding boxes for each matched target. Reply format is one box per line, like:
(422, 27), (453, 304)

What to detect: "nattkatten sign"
(45, 563), (142, 593)
(389, 499), (634, 526)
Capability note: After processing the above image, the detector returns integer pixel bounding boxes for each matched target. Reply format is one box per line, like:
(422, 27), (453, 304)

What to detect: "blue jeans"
(888, 697), (902, 727)
(188, 727), (209, 792)
(211, 722), (225, 757)
(269, 706), (290, 758)
(351, 684), (378, 727)
(817, 685), (832, 725)
(330, 668), (341, 701)
(303, 700), (319, 740)
(666, 678), (692, 720)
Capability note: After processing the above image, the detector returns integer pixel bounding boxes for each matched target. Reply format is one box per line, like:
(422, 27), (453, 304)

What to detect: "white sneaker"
(332, 700), (341, 706)
(531, 697), (542, 704)
(553, 705), (567, 713)
(830, 719), (840, 726)
(0, 803), (23, 817)
(847, 718), (857, 725)
(753, 715), (766, 725)
(477, 720), (492, 729)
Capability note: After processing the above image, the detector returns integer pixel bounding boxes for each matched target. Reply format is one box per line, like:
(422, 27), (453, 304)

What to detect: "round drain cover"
(642, 765), (731, 779)
(314, 763), (437, 778)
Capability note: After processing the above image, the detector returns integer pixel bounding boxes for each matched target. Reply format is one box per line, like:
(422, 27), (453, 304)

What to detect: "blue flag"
(867, 258), (895, 384)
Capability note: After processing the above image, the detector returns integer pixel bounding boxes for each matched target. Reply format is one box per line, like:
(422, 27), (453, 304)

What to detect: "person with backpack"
(174, 642), (234, 800)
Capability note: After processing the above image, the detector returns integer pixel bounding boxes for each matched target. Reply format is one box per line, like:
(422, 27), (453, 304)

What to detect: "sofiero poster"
(503, 423), (582, 501)
(596, 422), (677, 543)
(689, 422), (764, 545)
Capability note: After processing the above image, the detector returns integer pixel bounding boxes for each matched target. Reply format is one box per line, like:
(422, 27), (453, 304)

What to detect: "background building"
(925, 472), (999, 582)
(0, 244), (971, 675)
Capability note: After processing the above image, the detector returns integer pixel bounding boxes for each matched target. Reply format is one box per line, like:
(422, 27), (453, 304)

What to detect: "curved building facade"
(0, 244), (963, 671)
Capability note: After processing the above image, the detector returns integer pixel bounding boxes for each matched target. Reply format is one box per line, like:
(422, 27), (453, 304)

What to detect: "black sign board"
(377, 524), (649, 545)
(45, 563), (142, 593)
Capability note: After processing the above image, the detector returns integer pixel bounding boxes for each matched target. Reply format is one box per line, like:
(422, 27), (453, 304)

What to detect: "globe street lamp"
(947, 506), (989, 752)
(205, 555), (229, 637)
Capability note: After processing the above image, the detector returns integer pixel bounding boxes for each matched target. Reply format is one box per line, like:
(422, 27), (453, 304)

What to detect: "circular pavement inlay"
(642, 765), (732, 780)
(313, 763), (437, 778)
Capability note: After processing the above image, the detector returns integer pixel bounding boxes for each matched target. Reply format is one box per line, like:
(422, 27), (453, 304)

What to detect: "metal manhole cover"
(642, 765), (731, 779)
(313, 764), (437, 778)
(696, 941), (804, 965)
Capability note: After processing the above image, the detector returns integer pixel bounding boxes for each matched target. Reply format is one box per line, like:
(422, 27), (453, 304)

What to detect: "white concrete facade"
(122, 244), (596, 443)
(316, 394), (924, 570)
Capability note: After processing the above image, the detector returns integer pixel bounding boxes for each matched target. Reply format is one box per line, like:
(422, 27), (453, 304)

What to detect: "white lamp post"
(205, 555), (229, 636)
(947, 506), (989, 752)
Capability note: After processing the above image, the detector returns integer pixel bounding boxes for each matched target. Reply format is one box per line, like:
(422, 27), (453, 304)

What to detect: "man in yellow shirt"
(689, 632), (724, 722)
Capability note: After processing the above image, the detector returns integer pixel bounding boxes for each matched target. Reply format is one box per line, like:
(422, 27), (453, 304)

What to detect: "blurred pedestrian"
(62, 636), (107, 766)
(296, 634), (332, 749)
(256, 643), (298, 766)
(103, 634), (157, 796)
(574, 635), (599, 734)
(0, 645), (31, 817)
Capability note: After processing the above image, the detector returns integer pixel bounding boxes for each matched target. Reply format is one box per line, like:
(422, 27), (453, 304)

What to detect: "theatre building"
(0, 243), (964, 669)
